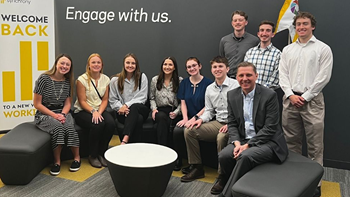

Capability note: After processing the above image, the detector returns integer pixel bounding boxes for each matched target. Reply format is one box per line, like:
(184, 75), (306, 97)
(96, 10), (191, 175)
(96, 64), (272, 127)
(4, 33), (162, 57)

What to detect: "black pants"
(154, 106), (181, 147)
(219, 142), (278, 197)
(274, 87), (284, 122)
(116, 103), (150, 143)
(173, 126), (187, 160)
(74, 110), (115, 157)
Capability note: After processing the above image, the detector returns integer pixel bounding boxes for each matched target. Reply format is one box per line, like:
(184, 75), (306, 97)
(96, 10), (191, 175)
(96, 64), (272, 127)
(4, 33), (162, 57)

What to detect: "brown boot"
(98, 155), (108, 167)
(89, 156), (102, 168)
(180, 164), (204, 182)
(210, 174), (227, 195)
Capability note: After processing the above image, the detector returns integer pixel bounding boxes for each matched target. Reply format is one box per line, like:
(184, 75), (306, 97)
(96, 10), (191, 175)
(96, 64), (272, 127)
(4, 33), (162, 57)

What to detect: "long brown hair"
(85, 53), (103, 90)
(115, 53), (141, 94)
(43, 54), (74, 96)
(156, 56), (179, 93)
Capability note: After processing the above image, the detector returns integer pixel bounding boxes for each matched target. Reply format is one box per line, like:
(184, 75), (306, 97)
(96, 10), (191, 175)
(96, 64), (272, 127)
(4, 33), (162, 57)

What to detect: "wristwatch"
(194, 115), (199, 120)
(91, 109), (96, 114)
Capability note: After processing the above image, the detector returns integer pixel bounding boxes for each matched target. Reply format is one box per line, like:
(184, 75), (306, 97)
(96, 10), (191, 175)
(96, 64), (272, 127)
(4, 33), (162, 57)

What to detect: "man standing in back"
(244, 20), (281, 90)
(219, 10), (259, 79)
(279, 11), (333, 197)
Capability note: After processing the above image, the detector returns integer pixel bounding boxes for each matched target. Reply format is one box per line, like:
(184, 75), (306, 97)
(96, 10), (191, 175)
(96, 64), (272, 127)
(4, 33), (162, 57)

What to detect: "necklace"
(52, 80), (65, 101)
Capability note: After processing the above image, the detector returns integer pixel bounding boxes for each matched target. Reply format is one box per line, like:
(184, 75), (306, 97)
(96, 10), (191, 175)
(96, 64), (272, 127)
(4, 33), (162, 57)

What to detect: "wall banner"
(0, 0), (55, 131)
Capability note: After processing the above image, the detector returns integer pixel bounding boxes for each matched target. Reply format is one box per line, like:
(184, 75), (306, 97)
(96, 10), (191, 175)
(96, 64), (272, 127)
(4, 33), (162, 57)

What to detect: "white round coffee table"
(105, 143), (177, 197)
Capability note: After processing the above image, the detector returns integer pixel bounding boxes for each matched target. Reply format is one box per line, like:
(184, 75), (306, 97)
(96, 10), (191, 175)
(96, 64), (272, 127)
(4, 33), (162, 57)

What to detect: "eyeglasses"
(186, 64), (198, 69)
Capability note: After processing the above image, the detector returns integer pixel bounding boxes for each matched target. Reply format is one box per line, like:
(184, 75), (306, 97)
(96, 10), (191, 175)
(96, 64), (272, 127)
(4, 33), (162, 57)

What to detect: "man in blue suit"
(211, 62), (288, 196)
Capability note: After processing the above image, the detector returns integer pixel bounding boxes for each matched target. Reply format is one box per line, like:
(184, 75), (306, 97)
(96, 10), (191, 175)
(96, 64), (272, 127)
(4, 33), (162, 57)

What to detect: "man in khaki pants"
(180, 56), (239, 183)
(279, 12), (333, 197)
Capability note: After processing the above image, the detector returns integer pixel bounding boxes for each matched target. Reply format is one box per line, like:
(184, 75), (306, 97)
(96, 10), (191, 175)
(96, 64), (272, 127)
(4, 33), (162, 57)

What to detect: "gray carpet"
(323, 167), (350, 197)
(0, 167), (349, 197)
(0, 168), (214, 197)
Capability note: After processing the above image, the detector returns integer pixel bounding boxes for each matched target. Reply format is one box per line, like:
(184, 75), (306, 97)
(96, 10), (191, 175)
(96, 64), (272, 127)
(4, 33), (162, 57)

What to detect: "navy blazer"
(227, 84), (288, 163)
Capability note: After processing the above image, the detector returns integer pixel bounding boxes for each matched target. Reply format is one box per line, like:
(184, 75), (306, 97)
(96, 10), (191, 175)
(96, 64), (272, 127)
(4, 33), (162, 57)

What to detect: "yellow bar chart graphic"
(2, 72), (15, 102)
(37, 41), (49, 70)
(2, 41), (49, 102)
(20, 41), (33, 101)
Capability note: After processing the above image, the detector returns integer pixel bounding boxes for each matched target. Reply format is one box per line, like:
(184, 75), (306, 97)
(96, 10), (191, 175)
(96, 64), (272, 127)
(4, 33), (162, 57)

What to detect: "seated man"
(212, 62), (288, 196)
(181, 56), (239, 182)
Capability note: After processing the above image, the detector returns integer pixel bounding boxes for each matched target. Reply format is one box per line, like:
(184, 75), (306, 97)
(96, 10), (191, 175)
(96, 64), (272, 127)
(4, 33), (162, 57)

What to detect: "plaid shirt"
(244, 43), (281, 89)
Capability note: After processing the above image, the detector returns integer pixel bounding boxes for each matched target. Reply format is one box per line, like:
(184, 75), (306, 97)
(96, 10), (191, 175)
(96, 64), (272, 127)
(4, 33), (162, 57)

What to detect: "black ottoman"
(232, 151), (324, 197)
(0, 122), (52, 185)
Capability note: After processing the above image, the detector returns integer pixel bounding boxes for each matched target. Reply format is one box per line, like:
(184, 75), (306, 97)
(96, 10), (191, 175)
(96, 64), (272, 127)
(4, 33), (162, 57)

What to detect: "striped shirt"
(33, 74), (78, 149)
(244, 43), (281, 89)
(34, 74), (71, 113)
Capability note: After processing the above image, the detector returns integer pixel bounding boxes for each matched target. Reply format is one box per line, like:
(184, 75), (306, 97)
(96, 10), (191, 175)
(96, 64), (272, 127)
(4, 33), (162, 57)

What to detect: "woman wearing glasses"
(173, 57), (212, 171)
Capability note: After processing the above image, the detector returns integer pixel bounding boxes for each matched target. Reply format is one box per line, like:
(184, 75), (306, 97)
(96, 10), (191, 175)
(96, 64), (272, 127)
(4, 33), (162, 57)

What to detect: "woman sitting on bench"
(33, 54), (80, 176)
(74, 53), (115, 168)
(149, 56), (182, 147)
(173, 57), (212, 171)
(109, 53), (150, 144)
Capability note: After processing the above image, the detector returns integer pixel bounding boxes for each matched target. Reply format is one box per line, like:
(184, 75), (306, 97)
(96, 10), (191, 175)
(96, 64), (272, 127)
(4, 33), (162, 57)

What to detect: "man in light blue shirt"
(243, 88), (255, 139)
(212, 62), (288, 196)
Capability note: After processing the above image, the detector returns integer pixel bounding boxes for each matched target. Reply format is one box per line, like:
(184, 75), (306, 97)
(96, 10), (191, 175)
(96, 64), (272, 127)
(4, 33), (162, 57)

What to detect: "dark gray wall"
(55, 0), (350, 170)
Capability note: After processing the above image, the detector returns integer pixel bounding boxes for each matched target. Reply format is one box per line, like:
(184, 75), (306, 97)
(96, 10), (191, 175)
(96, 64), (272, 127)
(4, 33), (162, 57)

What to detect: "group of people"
(208, 10), (330, 197)
(32, 9), (332, 197)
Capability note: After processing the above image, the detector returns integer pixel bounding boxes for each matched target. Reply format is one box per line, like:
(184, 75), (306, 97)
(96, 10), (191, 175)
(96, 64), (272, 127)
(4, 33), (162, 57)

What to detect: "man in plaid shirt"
(244, 20), (281, 90)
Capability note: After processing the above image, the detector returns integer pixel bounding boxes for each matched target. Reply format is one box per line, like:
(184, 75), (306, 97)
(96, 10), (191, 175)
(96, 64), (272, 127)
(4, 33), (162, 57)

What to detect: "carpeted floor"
(0, 134), (347, 196)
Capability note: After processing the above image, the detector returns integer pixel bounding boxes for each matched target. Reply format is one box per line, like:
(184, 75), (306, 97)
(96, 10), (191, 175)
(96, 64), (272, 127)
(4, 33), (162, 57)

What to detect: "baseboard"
(324, 159), (350, 170)
(0, 130), (9, 134)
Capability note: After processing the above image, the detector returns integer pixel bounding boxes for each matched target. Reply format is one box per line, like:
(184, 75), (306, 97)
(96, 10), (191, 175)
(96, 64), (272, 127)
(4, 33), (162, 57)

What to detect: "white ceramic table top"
(105, 143), (178, 168)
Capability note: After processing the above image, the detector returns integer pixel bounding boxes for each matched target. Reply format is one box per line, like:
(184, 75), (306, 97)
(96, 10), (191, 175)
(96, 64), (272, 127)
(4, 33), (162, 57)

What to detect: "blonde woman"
(74, 53), (115, 168)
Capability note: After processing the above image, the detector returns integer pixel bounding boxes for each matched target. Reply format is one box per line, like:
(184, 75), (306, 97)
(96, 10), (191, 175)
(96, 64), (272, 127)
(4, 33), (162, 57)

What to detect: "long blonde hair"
(85, 53), (103, 90)
(114, 53), (141, 94)
(43, 54), (74, 96)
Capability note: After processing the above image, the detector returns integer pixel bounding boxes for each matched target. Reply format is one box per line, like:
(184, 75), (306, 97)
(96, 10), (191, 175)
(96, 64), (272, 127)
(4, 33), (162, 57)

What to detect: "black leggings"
(154, 106), (181, 147)
(116, 103), (150, 143)
(74, 110), (115, 157)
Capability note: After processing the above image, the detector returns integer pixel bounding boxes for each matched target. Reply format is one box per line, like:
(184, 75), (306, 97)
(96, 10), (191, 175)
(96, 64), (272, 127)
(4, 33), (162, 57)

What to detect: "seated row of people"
(33, 53), (287, 197)
(32, 52), (215, 175)
(32, 52), (288, 197)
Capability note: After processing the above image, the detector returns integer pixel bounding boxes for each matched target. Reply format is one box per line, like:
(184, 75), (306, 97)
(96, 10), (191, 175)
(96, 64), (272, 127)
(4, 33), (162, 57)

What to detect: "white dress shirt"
(279, 35), (333, 101)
